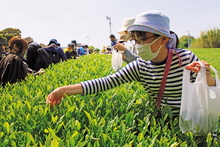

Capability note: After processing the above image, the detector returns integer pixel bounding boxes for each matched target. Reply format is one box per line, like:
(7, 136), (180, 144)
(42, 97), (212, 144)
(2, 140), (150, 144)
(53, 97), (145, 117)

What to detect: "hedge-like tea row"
(0, 50), (219, 146)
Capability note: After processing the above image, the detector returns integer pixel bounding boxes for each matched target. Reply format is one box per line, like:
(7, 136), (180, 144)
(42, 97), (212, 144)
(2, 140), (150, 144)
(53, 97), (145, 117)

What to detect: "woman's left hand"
(185, 61), (210, 75)
(185, 61), (215, 86)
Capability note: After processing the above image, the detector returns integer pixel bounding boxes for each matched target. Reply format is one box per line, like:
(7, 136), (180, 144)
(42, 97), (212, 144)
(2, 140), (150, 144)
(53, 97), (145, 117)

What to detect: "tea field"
(0, 48), (220, 146)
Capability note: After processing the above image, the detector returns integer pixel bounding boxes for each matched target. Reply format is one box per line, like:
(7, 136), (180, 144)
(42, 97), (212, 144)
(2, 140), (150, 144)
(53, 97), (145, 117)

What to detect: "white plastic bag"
(179, 61), (220, 136)
(111, 49), (122, 71)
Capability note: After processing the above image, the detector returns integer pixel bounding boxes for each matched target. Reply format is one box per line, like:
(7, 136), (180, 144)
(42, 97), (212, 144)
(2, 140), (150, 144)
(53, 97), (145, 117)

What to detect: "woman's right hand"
(114, 43), (127, 52)
(46, 87), (66, 107)
(46, 84), (83, 107)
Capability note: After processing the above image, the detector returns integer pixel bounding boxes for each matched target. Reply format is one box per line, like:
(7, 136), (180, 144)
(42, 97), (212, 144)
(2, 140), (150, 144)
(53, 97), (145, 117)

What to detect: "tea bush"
(0, 48), (220, 146)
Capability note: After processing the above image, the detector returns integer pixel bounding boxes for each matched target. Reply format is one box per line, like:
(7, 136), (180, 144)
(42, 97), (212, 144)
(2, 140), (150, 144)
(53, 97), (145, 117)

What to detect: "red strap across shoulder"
(156, 49), (173, 108)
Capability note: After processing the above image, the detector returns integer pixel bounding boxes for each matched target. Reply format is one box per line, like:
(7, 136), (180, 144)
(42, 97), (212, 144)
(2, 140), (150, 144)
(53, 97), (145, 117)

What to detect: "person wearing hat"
(63, 43), (75, 59)
(71, 40), (77, 46)
(118, 17), (136, 42)
(0, 36), (45, 86)
(71, 40), (78, 55)
(115, 17), (138, 63)
(46, 10), (216, 136)
(115, 17), (179, 64)
(44, 39), (67, 63)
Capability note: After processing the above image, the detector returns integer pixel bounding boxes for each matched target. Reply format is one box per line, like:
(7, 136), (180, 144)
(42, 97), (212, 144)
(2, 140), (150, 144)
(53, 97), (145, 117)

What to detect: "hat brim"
(118, 27), (127, 34)
(50, 43), (57, 46)
(127, 24), (173, 39)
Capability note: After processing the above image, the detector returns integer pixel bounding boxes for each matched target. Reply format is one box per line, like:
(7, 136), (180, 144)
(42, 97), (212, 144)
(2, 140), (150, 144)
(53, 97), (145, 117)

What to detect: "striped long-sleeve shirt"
(80, 48), (199, 116)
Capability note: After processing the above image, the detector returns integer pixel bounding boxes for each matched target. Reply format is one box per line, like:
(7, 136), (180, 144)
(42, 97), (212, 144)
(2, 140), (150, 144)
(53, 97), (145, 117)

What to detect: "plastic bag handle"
(195, 62), (207, 83)
(187, 61), (219, 87)
(210, 65), (219, 87)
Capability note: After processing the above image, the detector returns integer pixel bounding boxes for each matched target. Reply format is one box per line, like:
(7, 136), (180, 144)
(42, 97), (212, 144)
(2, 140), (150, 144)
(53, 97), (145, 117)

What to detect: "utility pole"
(86, 36), (89, 45)
(106, 16), (112, 35)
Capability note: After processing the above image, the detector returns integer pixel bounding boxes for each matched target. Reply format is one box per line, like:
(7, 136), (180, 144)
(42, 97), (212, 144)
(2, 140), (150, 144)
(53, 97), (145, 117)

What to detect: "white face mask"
(136, 37), (162, 61)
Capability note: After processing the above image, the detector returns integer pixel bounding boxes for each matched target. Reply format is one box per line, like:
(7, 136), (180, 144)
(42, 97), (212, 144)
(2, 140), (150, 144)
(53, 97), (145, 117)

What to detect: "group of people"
(46, 10), (218, 138)
(0, 37), (89, 86)
(0, 9), (217, 139)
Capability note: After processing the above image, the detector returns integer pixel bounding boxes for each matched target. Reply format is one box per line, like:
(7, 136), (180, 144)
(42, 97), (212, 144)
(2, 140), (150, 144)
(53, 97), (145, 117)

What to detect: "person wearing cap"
(46, 10), (216, 136)
(24, 37), (42, 70)
(71, 40), (77, 46)
(71, 40), (78, 55)
(63, 43), (75, 59)
(44, 39), (67, 63)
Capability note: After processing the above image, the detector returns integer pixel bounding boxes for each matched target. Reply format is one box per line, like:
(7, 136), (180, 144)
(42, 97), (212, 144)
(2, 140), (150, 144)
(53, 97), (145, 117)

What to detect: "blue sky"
(0, 0), (219, 49)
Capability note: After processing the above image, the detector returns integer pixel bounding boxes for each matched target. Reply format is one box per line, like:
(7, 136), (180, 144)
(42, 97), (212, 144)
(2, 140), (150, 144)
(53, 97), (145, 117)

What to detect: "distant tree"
(89, 46), (95, 50)
(0, 34), (7, 47)
(191, 27), (220, 48)
(0, 28), (22, 45)
(0, 28), (21, 36)
(179, 35), (194, 49)
(205, 27), (220, 48)
(0, 28), (22, 57)
(0, 34), (8, 56)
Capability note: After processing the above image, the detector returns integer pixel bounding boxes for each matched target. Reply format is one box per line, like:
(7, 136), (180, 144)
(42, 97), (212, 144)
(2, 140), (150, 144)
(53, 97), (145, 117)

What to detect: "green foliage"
(0, 52), (220, 146)
(0, 34), (7, 46)
(0, 27), (21, 47)
(191, 27), (220, 48)
(88, 46), (95, 49)
(179, 35), (195, 49)
(179, 35), (189, 49)
(190, 48), (220, 75)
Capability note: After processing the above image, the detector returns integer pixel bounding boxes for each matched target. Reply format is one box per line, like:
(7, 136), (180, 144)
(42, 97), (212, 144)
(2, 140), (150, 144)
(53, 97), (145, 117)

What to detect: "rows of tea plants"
(190, 48), (220, 74)
(0, 48), (220, 146)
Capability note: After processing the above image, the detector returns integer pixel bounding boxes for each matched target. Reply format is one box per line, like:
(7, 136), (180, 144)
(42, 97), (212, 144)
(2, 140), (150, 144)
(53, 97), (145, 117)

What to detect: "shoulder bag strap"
(156, 49), (173, 108)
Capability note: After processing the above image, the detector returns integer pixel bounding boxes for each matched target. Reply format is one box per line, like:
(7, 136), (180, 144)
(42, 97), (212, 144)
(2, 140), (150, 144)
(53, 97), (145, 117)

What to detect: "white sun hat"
(118, 17), (135, 34)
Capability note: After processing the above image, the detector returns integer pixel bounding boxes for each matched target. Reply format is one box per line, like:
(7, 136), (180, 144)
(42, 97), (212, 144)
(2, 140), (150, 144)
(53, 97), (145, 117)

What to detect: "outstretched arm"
(46, 84), (83, 107)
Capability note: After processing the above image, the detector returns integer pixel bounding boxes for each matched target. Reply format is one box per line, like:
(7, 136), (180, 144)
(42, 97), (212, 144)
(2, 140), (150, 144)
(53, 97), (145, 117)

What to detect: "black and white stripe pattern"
(80, 49), (198, 116)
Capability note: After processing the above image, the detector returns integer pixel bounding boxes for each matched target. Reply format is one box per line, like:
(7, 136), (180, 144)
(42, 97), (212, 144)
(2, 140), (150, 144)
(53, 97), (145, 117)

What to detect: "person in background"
(46, 10), (216, 137)
(0, 36), (44, 86)
(44, 39), (67, 63)
(1, 46), (10, 59)
(109, 34), (117, 47)
(63, 43), (75, 59)
(70, 45), (77, 59)
(71, 40), (77, 47)
(0, 36), (28, 86)
(101, 46), (107, 54)
(71, 40), (78, 56)
(117, 17), (136, 63)
(84, 45), (89, 55)
(89, 48), (93, 54)
(106, 45), (112, 54)
(25, 37), (42, 71)
(0, 47), (2, 60)
(77, 44), (85, 56)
